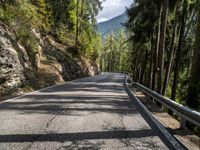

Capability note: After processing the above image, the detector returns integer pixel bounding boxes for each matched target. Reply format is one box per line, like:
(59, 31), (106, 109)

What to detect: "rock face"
(43, 37), (92, 81)
(0, 21), (98, 96)
(0, 22), (25, 95)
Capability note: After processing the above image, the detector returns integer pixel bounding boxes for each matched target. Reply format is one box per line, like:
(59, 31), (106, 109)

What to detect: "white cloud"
(97, 0), (132, 23)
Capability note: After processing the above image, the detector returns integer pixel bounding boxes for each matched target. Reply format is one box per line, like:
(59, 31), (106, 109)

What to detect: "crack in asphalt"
(119, 113), (135, 149)
(46, 110), (66, 128)
(24, 110), (66, 150)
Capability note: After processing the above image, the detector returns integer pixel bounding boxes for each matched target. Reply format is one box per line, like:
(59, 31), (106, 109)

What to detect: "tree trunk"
(184, 10), (195, 39)
(140, 49), (148, 84)
(138, 65), (142, 83)
(171, 1), (189, 100)
(133, 45), (140, 81)
(149, 33), (154, 89)
(157, 0), (169, 94)
(162, 0), (179, 95)
(75, 0), (80, 46)
(152, 3), (162, 91)
(187, 7), (200, 109)
(79, 0), (84, 34)
(133, 56), (138, 81)
(99, 49), (103, 71)
(109, 47), (113, 72)
(149, 52), (153, 89)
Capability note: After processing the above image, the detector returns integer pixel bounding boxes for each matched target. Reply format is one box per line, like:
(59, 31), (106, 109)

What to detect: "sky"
(96, 0), (132, 23)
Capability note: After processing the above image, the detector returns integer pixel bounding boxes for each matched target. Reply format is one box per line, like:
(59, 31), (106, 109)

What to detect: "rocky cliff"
(0, 21), (98, 96)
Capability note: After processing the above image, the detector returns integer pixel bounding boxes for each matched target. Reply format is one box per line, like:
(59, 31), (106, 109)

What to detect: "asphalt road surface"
(0, 73), (175, 150)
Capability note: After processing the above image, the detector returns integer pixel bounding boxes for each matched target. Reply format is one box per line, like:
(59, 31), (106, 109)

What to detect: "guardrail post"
(180, 118), (186, 129)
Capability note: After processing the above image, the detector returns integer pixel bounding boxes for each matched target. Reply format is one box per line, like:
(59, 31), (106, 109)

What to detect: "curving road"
(0, 73), (176, 150)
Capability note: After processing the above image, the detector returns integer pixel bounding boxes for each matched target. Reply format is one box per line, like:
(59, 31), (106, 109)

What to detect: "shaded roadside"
(133, 91), (200, 150)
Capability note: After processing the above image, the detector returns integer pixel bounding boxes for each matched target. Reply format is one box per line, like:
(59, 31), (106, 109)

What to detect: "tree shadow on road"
(0, 129), (156, 143)
(0, 74), (136, 116)
(0, 94), (138, 116)
(0, 74), (175, 149)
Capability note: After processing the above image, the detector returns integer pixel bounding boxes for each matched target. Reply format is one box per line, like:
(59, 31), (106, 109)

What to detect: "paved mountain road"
(0, 73), (175, 150)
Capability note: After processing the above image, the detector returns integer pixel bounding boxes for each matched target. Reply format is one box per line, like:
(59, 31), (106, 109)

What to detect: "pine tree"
(187, 3), (200, 109)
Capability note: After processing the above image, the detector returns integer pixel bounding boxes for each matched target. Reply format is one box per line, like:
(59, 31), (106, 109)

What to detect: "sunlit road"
(0, 73), (175, 150)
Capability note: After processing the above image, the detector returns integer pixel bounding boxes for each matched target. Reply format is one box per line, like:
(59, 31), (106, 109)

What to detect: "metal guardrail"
(129, 81), (200, 128)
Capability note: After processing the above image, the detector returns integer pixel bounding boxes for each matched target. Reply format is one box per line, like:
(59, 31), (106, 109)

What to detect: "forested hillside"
(101, 0), (200, 133)
(102, 0), (200, 109)
(100, 30), (131, 72)
(0, 0), (102, 96)
(125, 0), (200, 110)
(97, 13), (127, 36)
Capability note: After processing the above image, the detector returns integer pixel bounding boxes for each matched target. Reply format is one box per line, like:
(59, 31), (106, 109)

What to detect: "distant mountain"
(97, 13), (128, 37)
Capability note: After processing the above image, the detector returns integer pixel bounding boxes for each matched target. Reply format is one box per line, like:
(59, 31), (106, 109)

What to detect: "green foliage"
(125, 0), (200, 134)
(0, 5), (14, 23)
(68, 0), (77, 31)
(0, 0), (40, 56)
(101, 31), (131, 72)
(85, 0), (103, 25)
(32, 0), (52, 32)
(0, 0), (102, 63)
(78, 29), (101, 60)
(56, 24), (75, 46)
